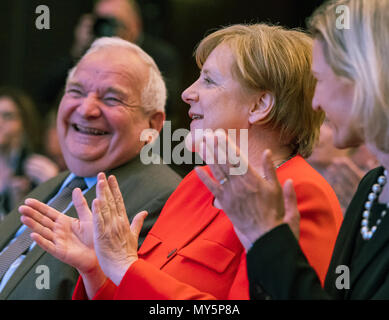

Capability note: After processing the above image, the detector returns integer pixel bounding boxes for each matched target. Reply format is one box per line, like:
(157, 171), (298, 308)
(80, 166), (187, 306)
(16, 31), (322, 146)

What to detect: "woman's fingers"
(203, 133), (230, 183)
(200, 145), (288, 242)
(96, 173), (110, 225)
(202, 131), (239, 187)
(91, 174), (140, 285)
(91, 198), (105, 236)
(95, 172), (127, 230)
(130, 211), (148, 239)
(261, 149), (279, 184)
(107, 175), (127, 220)
(282, 179), (300, 239)
(103, 177), (117, 218)
(72, 188), (92, 223)
(195, 166), (221, 197)
(202, 130), (255, 189)
(98, 173), (119, 225)
(283, 179), (297, 209)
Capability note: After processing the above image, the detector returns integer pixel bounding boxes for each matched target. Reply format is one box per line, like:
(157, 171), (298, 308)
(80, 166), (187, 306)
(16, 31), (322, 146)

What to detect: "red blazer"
(73, 155), (343, 300)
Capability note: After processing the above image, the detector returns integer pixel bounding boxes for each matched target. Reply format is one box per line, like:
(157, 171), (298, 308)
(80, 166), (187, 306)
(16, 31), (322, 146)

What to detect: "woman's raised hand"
(195, 131), (300, 250)
(91, 173), (148, 286)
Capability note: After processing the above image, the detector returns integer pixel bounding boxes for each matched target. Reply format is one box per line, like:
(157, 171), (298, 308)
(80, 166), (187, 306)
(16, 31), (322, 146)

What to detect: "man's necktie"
(0, 177), (87, 280)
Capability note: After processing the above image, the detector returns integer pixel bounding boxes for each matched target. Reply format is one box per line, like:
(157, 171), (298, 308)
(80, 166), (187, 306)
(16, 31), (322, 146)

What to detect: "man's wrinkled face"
(57, 47), (151, 177)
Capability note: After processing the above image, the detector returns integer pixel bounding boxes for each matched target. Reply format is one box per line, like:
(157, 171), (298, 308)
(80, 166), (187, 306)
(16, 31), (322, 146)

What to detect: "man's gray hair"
(66, 37), (167, 113)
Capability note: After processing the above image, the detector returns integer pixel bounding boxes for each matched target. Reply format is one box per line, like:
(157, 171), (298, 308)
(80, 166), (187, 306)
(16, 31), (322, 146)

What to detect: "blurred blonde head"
(308, 0), (389, 152)
(195, 23), (324, 158)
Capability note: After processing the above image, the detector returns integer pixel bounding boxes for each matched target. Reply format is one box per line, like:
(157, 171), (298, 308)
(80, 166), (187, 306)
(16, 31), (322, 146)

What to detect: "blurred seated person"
(308, 119), (379, 213)
(39, 0), (182, 123)
(0, 87), (59, 220)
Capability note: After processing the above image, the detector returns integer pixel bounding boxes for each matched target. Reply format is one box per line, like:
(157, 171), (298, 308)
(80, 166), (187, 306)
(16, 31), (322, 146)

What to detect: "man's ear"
(149, 111), (165, 133)
(248, 92), (275, 125)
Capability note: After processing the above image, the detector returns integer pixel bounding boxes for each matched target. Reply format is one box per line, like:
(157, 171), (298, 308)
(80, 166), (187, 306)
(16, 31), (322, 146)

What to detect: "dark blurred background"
(0, 0), (325, 176)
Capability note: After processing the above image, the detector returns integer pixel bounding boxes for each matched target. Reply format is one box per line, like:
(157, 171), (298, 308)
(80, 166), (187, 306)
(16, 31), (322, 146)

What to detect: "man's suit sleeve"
(247, 224), (332, 300)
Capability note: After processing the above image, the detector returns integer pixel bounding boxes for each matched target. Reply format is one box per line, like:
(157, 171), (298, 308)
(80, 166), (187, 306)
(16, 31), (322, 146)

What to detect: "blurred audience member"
(308, 120), (379, 213)
(39, 0), (182, 124)
(0, 87), (59, 220)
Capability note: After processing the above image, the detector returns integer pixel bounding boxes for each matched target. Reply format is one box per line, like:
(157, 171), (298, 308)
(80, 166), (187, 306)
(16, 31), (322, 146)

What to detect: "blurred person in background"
(308, 119), (379, 213)
(40, 0), (182, 125)
(0, 87), (59, 221)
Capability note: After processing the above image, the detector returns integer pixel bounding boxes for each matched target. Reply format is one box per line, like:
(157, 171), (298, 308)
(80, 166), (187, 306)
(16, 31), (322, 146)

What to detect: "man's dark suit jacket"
(247, 167), (389, 299)
(0, 156), (181, 299)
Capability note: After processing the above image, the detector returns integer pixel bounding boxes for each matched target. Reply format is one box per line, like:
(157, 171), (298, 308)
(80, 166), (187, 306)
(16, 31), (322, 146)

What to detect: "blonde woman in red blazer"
(20, 24), (343, 300)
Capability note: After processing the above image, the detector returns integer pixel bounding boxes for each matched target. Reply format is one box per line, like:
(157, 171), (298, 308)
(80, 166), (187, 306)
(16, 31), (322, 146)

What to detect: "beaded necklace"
(361, 169), (388, 240)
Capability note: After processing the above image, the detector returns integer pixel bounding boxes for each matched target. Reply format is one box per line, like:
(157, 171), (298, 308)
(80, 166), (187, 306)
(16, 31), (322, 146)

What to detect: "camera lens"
(93, 17), (119, 38)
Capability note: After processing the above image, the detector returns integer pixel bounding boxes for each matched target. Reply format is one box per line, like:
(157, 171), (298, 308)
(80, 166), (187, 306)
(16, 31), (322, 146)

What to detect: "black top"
(247, 166), (389, 299)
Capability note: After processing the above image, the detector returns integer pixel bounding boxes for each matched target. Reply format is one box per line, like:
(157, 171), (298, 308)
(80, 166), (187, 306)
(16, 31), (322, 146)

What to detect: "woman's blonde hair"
(195, 23), (324, 158)
(308, 0), (389, 152)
